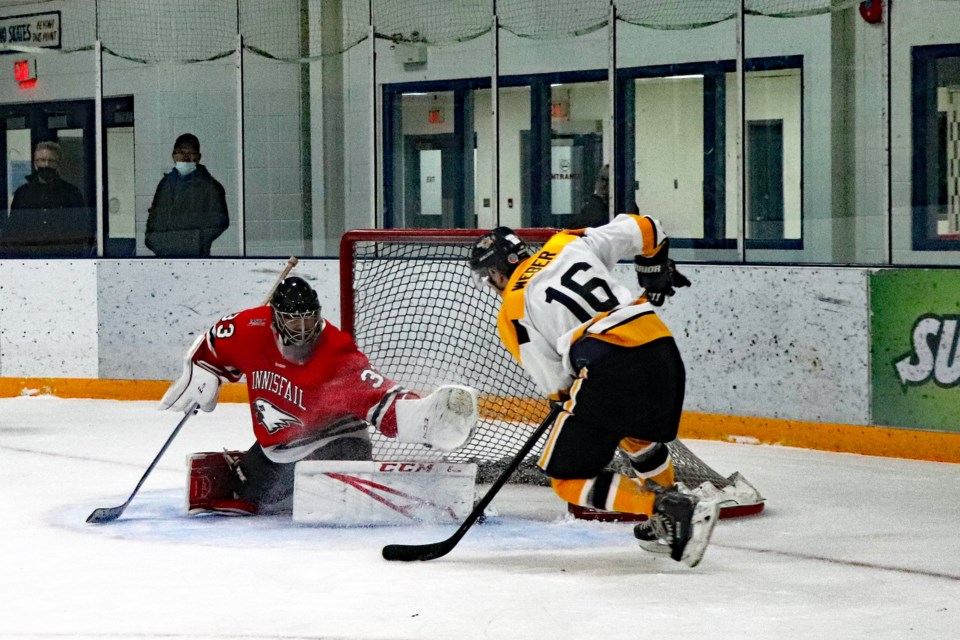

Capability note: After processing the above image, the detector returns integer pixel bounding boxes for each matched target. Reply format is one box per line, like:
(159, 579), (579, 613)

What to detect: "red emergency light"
(14, 59), (37, 87)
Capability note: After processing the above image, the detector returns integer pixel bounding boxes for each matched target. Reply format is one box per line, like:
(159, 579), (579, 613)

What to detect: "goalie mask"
(270, 276), (324, 363)
(469, 227), (532, 292)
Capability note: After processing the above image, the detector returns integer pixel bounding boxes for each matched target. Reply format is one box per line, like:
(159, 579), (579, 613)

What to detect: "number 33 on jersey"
(495, 214), (673, 399)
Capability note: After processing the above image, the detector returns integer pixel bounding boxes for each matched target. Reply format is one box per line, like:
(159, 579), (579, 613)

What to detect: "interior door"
(402, 134), (461, 229)
(747, 119), (785, 240)
(520, 131), (603, 227)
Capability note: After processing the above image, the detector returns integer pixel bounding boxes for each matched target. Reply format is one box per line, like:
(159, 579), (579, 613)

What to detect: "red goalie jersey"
(192, 306), (411, 463)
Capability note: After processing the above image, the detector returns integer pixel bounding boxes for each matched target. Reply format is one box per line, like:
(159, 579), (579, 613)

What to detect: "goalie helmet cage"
(339, 228), (763, 518)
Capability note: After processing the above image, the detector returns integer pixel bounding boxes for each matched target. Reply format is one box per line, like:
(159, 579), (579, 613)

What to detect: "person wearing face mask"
(145, 133), (229, 257)
(0, 140), (93, 257)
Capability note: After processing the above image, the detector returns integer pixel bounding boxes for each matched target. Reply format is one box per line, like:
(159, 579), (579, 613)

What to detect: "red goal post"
(339, 228), (764, 519)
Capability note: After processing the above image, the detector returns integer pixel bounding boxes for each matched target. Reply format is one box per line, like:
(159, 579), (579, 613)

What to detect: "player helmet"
(468, 227), (532, 291)
(270, 276), (324, 363)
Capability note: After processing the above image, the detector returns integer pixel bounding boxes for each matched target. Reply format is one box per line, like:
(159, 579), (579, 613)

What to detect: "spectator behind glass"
(145, 133), (229, 257)
(0, 140), (94, 257)
(568, 164), (639, 229)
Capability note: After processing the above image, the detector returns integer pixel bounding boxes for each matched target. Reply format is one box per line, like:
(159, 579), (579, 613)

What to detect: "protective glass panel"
(549, 81), (607, 229)
(106, 127), (135, 247)
(743, 8), (885, 264)
(242, 52), (311, 257)
(377, 0), (492, 232)
(737, 67), (803, 245)
(4, 128), (31, 210)
(894, 0), (960, 264)
(634, 75), (707, 237)
(389, 90), (462, 228)
(499, 4), (609, 229)
(0, 7), (98, 259)
(618, 14), (738, 260)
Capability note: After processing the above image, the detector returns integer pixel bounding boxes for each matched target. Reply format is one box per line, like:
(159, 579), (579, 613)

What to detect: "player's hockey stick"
(86, 257), (299, 524)
(86, 403), (198, 523)
(382, 404), (562, 561)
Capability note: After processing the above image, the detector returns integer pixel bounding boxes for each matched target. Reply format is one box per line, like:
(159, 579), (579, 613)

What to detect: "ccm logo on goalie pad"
(378, 462), (469, 473)
(253, 398), (302, 433)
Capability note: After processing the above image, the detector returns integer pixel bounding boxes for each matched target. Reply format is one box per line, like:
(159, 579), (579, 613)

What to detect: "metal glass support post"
(94, 40), (104, 257)
(736, 0), (745, 261)
(370, 15), (379, 227)
(607, 1), (616, 224)
(236, 32), (246, 255)
(491, 4), (500, 225)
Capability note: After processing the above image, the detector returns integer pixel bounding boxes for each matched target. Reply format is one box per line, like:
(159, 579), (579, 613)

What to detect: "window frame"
(381, 55), (805, 253)
(911, 43), (960, 251)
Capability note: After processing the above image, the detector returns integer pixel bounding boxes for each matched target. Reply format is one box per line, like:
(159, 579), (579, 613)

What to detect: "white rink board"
(0, 260), (99, 378)
(0, 258), (872, 425)
(293, 460), (477, 526)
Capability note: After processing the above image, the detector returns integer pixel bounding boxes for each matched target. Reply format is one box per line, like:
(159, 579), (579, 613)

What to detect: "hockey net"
(340, 229), (763, 518)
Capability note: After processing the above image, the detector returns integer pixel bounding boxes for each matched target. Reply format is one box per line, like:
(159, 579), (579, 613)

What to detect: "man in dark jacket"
(1, 141), (94, 257)
(569, 164), (639, 229)
(145, 133), (229, 257)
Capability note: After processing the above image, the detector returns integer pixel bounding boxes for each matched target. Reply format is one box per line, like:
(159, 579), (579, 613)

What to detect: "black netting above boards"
(53, 0), (865, 62)
(341, 230), (764, 508)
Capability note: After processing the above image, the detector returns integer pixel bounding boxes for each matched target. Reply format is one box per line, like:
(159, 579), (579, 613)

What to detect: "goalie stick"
(86, 404), (198, 523)
(86, 256), (299, 524)
(382, 404), (562, 562)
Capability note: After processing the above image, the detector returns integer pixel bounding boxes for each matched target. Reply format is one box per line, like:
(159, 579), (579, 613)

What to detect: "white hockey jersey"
(495, 214), (674, 399)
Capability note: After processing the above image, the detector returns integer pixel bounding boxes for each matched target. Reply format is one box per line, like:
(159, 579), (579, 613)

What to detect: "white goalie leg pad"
(292, 460), (477, 526)
(395, 384), (479, 451)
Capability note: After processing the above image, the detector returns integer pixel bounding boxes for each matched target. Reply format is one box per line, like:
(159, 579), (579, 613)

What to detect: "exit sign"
(14, 59), (36, 83)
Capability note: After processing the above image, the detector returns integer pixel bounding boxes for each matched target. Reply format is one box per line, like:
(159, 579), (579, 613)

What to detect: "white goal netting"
(341, 229), (764, 517)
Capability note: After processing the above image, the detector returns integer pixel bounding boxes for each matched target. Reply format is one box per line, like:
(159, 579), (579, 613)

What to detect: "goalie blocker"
(187, 452), (476, 525)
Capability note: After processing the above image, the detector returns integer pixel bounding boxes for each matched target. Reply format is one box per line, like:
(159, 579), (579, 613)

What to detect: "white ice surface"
(1, 396), (959, 639)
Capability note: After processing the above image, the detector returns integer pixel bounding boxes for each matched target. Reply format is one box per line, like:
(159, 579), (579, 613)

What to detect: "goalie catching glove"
(395, 384), (479, 451)
(159, 334), (222, 413)
(634, 238), (691, 307)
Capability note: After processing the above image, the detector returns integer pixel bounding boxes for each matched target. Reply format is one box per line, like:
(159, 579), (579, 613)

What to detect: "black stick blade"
(86, 506), (124, 524)
(382, 542), (452, 562)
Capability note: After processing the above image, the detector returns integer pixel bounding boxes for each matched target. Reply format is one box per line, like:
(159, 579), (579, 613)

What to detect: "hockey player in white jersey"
(468, 214), (719, 567)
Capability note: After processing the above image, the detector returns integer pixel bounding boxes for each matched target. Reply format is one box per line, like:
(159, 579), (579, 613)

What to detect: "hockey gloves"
(396, 384), (479, 451)
(159, 335), (222, 413)
(634, 238), (691, 307)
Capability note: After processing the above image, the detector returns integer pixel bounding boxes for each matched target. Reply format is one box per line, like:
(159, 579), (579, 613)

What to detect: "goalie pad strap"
(366, 385), (409, 437)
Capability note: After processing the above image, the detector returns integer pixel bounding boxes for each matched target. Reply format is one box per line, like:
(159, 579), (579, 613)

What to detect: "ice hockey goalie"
(160, 276), (479, 518)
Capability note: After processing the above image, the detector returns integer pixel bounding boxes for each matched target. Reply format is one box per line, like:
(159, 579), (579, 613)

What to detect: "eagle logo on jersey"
(253, 398), (303, 433)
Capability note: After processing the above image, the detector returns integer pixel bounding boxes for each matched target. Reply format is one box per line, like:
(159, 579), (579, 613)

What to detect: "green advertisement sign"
(871, 269), (960, 433)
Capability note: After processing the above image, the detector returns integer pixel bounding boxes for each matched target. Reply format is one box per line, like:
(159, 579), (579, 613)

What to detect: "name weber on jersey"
(512, 250), (558, 291)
